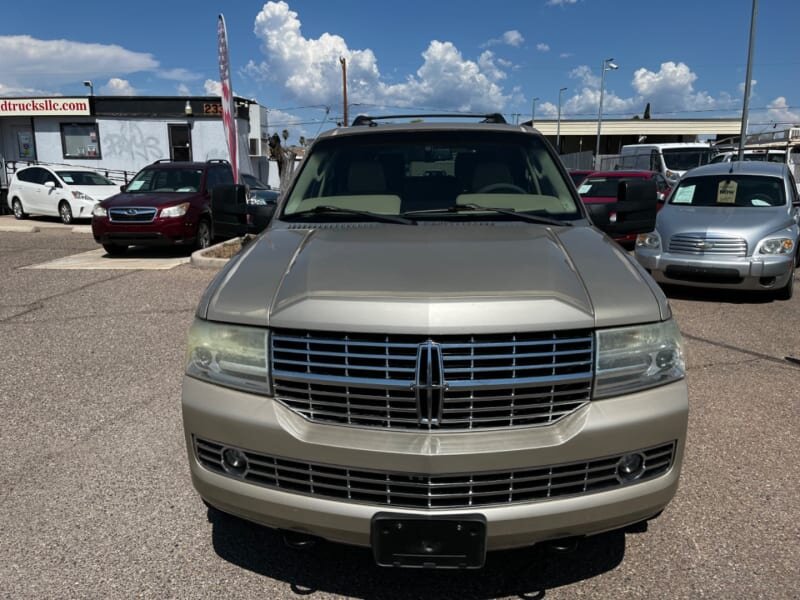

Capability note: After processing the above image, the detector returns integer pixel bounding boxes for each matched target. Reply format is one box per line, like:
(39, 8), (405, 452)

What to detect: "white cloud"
(100, 78), (135, 95)
(543, 61), (738, 119)
(738, 79), (757, 94)
(204, 79), (222, 96)
(765, 97), (800, 125)
(249, 2), (511, 111)
(546, 0), (578, 6)
(157, 68), (203, 82)
(176, 83), (191, 96)
(483, 30), (525, 48)
(502, 30), (525, 47)
(631, 61), (733, 114)
(478, 51), (507, 82)
(559, 52), (573, 59)
(536, 43), (550, 52)
(0, 35), (157, 89)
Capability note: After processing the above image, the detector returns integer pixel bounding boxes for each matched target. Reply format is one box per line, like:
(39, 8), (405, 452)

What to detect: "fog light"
(616, 453), (645, 482)
(222, 448), (248, 476)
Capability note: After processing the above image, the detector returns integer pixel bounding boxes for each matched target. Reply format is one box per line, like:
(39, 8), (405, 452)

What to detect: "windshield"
(125, 167), (203, 193)
(56, 171), (114, 186)
(282, 131), (580, 222)
(662, 148), (714, 171)
(670, 175), (785, 207)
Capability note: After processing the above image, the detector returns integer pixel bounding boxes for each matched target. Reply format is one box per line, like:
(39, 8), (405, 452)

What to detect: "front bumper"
(182, 377), (688, 551)
(92, 216), (197, 246)
(636, 249), (794, 290)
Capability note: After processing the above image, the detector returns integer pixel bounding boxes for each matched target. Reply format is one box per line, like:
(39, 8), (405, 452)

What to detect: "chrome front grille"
(668, 233), (747, 257)
(271, 329), (594, 430)
(195, 437), (676, 509)
(108, 207), (157, 223)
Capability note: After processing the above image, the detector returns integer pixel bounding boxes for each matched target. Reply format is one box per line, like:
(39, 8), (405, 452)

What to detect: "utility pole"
(340, 57), (348, 127)
(531, 97), (539, 128)
(738, 0), (758, 161)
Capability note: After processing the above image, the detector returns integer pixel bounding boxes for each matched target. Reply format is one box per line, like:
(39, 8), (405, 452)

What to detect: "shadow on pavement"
(659, 282), (788, 305)
(208, 508), (627, 598)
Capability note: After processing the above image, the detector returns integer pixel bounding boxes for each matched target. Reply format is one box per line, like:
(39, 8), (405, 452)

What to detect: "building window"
(60, 123), (101, 159)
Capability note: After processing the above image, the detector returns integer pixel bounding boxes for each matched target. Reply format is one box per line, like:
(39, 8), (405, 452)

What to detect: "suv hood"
(100, 191), (199, 207)
(202, 224), (667, 334)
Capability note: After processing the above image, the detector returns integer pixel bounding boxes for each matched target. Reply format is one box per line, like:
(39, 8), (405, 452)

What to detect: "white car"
(8, 165), (121, 224)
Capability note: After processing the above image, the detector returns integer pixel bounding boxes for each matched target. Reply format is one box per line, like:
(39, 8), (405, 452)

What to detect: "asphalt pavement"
(0, 225), (797, 599)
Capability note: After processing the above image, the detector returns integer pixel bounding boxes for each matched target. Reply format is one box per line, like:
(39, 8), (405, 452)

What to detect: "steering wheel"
(475, 183), (527, 194)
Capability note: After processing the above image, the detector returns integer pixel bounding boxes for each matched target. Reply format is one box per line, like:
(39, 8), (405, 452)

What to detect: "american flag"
(217, 14), (238, 183)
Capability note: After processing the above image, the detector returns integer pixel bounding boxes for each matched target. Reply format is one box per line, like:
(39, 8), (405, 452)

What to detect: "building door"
(168, 124), (192, 161)
(3, 121), (37, 162)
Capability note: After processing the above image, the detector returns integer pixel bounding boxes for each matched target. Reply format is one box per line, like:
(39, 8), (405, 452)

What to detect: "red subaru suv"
(91, 159), (233, 255)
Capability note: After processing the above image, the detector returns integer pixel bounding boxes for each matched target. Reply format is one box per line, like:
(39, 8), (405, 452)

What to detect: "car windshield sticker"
(61, 175), (74, 183)
(717, 180), (737, 204)
(673, 185), (695, 204)
(127, 180), (144, 191)
(578, 184), (592, 194)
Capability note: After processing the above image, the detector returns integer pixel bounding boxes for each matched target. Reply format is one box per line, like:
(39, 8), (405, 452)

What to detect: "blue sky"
(1, 0), (798, 142)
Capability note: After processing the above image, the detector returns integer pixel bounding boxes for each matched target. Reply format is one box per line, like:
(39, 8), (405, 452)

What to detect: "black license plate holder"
(371, 513), (487, 569)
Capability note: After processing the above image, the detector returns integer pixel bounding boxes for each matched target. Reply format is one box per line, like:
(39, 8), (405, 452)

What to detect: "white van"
(619, 143), (716, 186)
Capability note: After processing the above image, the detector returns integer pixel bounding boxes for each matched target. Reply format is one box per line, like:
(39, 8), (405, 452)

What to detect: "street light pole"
(594, 58), (618, 169)
(531, 97), (539, 128)
(738, 0), (758, 161)
(556, 87), (567, 154)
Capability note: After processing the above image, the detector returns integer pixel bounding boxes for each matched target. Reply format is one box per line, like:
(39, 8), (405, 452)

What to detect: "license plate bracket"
(371, 513), (487, 569)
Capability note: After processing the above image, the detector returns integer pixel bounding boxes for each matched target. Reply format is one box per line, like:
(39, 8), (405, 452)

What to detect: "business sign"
(217, 14), (238, 183)
(0, 98), (90, 117)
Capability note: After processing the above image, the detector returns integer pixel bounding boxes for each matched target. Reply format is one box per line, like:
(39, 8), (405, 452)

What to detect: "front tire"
(12, 198), (27, 220)
(196, 219), (212, 250)
(59, 201), (74, 225)
(102, 243), (127, 256)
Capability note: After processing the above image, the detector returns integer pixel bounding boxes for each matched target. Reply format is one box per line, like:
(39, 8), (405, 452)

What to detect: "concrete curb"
(190, 239), (239, 269)
(71, 226), (92, 234)
(0, 224), (40, 233)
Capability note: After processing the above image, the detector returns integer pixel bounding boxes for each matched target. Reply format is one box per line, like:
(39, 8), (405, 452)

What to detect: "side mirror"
(44, 181), (55, 188)
(120, 184), (127, 192)
(589, 179), (658, 237)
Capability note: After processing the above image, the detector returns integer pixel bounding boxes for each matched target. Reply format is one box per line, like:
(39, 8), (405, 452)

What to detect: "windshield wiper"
(401, 203), (572, 226)
(286, 205), (416, 225)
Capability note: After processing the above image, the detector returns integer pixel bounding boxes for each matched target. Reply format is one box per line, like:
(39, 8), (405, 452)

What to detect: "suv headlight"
(595, 320), (685, 399)
(92, 205), (107, 217)
(161, 202), (190, 218)
(185, 319), (270, 395)
(636, 231), (661, 250)
(757, 237), (794, 255)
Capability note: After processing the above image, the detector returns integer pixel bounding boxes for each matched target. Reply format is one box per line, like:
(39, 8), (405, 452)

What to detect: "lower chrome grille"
(271, 329), (594, 430)
(195, 437), (675, 509)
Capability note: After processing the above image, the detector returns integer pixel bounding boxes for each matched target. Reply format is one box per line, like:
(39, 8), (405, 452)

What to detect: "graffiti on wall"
(102, 122), (164, 163)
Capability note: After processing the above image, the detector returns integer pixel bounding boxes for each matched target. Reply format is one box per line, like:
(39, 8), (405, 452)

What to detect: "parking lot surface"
(0, 226), (797, 599)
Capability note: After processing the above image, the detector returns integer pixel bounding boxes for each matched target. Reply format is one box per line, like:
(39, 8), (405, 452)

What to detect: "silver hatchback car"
(635, 161), (800, 299)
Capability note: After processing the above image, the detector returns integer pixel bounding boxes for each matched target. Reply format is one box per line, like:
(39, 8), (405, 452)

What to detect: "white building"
(0, 95), (268, 191)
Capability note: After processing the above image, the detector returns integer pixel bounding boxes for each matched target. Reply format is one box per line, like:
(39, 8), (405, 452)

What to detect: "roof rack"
(350, 113), (507, 127)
